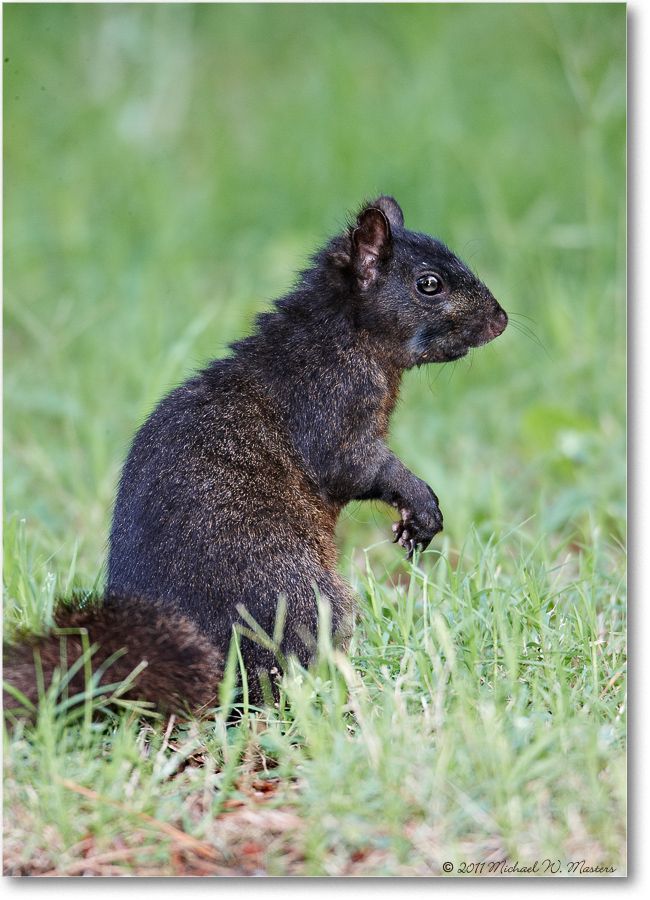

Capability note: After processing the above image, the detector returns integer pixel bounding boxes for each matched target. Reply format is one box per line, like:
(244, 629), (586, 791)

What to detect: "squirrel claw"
(392, 521), (418, 559)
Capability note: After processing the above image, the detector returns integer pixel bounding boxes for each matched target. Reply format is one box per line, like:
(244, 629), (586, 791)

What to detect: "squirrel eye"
(416, 274), (443, 296)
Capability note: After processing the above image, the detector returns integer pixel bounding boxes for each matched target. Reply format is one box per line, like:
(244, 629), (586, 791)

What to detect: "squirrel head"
(340, 196), (508, 368)
(282, 196), (507, 371)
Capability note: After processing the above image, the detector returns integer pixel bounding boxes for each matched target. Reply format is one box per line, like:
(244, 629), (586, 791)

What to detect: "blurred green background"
(3, 2), (626, 584)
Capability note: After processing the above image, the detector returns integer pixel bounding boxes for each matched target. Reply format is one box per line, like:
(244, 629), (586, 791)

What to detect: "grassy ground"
(3, 3), (625, 877)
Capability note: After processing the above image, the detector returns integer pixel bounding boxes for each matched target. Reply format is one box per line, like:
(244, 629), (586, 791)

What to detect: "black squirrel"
(4, 196), (507, 716)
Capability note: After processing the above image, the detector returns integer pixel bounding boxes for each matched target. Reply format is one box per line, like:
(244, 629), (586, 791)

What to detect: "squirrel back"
(4, 196), (507, 717)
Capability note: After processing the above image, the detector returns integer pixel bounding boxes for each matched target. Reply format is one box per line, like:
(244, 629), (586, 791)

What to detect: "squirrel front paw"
(391, 499), (443, 560)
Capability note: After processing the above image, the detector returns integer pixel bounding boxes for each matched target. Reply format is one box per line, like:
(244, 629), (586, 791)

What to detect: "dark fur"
(3, 595), (222, 715)
(4, 196), (507, 715)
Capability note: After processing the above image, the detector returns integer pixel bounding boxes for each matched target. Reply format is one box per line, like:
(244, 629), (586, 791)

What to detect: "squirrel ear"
(352, 206), (393, 288)
(372, 196), (404, 229)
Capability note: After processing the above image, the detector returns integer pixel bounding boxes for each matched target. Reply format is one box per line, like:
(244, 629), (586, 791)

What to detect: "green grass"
(3, 523), (625, 875)
(3, 2), (625, 877)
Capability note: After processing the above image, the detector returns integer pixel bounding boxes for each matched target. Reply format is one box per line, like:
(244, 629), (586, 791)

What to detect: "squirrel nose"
(488, 308), (508, 338)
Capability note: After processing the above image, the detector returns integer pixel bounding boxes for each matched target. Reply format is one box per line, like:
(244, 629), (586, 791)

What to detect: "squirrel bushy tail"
(3, 595), (222, 717)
